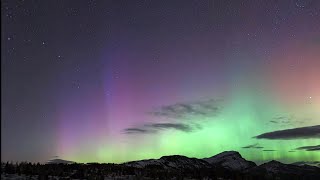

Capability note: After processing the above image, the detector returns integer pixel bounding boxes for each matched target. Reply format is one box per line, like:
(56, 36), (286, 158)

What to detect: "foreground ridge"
(2, 151), (320, 180)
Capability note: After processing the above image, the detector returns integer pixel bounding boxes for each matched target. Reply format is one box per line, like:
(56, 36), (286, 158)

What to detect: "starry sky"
(1, 0), (320, 164)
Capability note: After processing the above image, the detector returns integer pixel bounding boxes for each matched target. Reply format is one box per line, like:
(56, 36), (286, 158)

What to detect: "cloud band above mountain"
(123, 123), (193, 134)
(149, 99), (221, 119)
(254, 125), (320, 140)
(295, 145), (320, 151)
(123, 98), (222, 135)
(242, 143), (264, 149)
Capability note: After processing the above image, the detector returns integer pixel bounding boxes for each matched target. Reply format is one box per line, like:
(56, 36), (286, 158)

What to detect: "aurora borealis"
(1, 0), (319, 164)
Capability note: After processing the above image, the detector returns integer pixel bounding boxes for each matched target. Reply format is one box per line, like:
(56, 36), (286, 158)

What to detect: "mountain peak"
(213, 151), (241, 157)
(267, 160), (282, 164)
(160, 155), (189, 160)
(203, 151), (256, 171)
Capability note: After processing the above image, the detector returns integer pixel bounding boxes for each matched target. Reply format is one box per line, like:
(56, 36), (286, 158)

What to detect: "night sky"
(1, 0), (319, 164)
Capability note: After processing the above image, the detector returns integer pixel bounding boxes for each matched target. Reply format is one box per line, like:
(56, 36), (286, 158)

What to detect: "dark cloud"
(269, 120), (278, 123)
(124, 123), (193, 135)
(242, 143), (264, 149)
(295, 145), (320, 151)
(123, 128), (151, 134)
(263, 150), (277, 152)
(124, 99), (222, 135)
(149, 99), (221, 119)
(145, 123), (192, 132)
(254, 125), (320, 140)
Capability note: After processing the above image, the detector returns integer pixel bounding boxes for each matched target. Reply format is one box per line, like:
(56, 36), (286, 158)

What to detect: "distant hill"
(246, 160), (320, 179)
(292, 161), (320, 168)
(46, 158), (75, 164)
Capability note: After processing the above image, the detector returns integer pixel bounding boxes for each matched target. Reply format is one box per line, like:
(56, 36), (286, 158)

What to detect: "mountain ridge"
(203, 151), (257, 171)
(123, 151), (320, 179)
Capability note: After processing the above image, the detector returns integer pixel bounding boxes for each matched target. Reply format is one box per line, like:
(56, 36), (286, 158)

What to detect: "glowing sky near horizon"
(2, 0), (319, 164)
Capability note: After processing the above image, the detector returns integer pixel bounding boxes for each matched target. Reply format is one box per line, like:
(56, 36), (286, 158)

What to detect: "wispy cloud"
(145, 123), (192, 132)
(254, 125), (320, 140)
(123, 123), (193, 135)
(123, 99), (222, 135)
(269, 120), (279, 124)
(123, 128), (152, 134)
(295, 145), (320, 151)
(269, 116), (291, 124)
(149, 99), (221, 119)
(274, 116), (288, 120)
(242, 143), (264, 149)
(269, 116), (304, 125)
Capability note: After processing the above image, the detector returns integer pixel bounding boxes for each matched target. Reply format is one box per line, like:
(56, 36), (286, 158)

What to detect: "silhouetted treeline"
(1, 161), (319, 180)
(1, 161), (243, 180)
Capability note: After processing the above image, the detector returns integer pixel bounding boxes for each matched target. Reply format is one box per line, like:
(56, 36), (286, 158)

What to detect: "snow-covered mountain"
(123, 151), (320, 179)
(246, 160), (320, 179)
(124, 155), (211, 169)
(292, 161), (320, 168)
(125, 151), (257, 171)
(203, 151), (256, 171)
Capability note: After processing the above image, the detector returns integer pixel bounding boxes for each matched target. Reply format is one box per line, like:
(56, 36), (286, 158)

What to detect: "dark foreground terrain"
(2, 151), (320, 180)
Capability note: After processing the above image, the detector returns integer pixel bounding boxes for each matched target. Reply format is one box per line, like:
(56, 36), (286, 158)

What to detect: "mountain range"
(124, 151), (320, 179)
